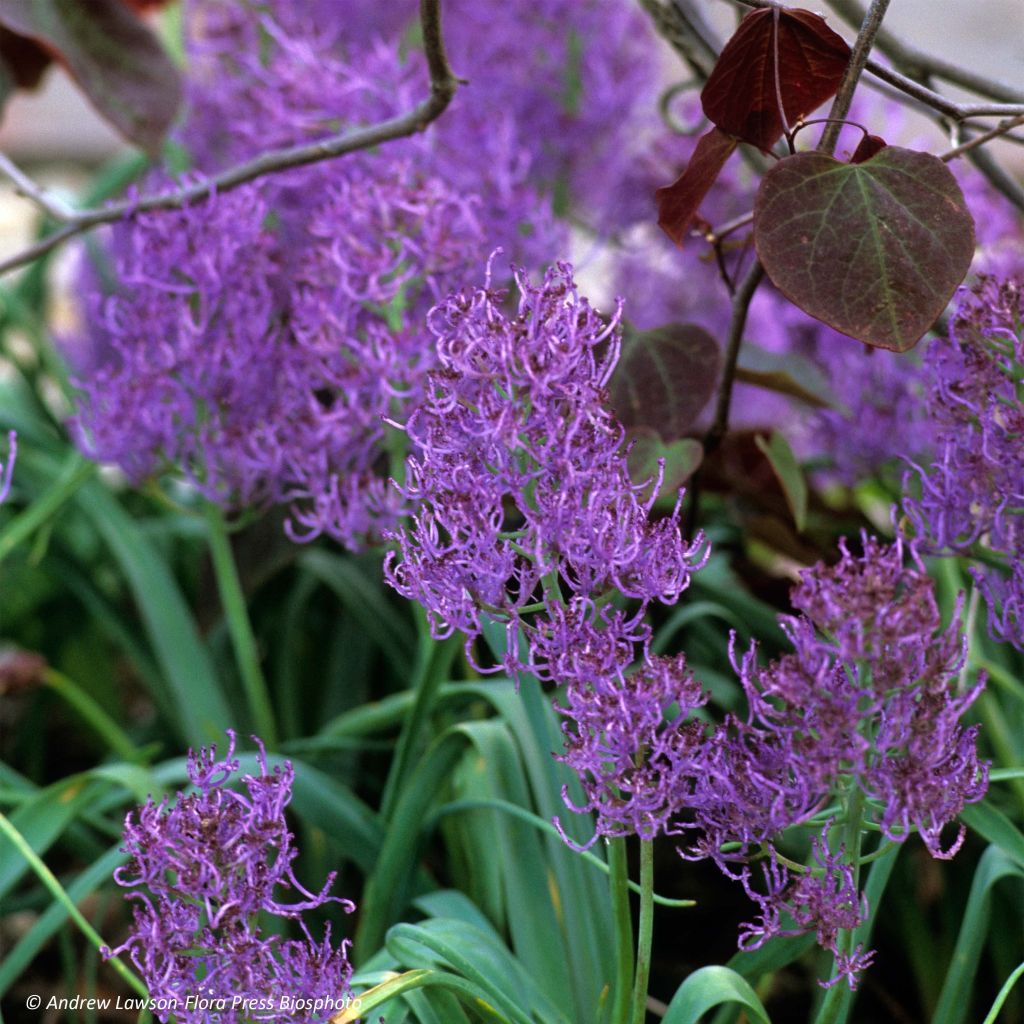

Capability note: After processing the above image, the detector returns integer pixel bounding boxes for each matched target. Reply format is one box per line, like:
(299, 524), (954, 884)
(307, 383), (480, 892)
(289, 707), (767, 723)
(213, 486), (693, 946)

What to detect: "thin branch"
(704, 260), (765, 456)
(0, 0), (458, 279)
(941, 114), (1024, 162)
(819, 0), (891, 154)
(0, 154), (74, 222)
(861, 61), (1024, 122)
(825, 0), (1024, 104)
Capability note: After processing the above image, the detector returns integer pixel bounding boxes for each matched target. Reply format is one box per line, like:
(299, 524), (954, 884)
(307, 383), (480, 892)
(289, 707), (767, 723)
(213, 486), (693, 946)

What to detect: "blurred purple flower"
(105, 733), (353, 1024)
(70, 162), (483, 548)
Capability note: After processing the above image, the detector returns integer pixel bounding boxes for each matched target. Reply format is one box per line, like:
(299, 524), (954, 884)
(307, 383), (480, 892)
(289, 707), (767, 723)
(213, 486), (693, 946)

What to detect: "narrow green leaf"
(735, 343), (845, 411)
(298, 549), (414, 676)
(386, 919), (565, 1024)
(755, 432), (807, 532)
(74, 478), (231, 747)
(355, 731), (471, 959)
(0, 843), (124, 998)
(932, 846), (1024, 1024)
(982, 961), (1024, 1024)
(960, 800), (1024, 870)
(663, 965), (772, 1024)
(0, 778), (100, 901)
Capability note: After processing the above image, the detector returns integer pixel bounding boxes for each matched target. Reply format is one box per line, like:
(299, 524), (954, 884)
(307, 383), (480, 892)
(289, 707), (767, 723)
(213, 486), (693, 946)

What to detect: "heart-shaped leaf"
(626, 430), (703, 497)
(0, 0), (182, 154)
(610, 323), (721, 441)
(701, 8), (850, 153)
(754, 146), (975, 352)
(656, 128), (738, 247)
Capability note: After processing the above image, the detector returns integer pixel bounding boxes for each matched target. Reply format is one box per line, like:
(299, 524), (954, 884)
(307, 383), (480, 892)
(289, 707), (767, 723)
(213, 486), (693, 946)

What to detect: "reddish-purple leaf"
(610, 322), (722, 440)
(850, 133), (887, 163)
(0, 0), (181, 154)
(754, 146), (975, 352)
(656, 127), (738, 246)
(0, 27), (51, 91)
(701, 8), (851, 152)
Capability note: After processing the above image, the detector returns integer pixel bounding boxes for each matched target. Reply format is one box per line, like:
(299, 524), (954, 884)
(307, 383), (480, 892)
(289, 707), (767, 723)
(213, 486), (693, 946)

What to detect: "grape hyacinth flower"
(104, 733), (353, 1024)
(686, 536), (988, 987)
(386, 256), (708, 842)
(903, 275), (1024, 648)
(385, 256), (707, 661)
(553, 629), (709, 847)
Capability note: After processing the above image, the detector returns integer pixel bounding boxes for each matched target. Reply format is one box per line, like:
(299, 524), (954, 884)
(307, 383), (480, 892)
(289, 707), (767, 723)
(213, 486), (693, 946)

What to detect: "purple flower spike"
(386, 256), (707, 651)
(903, 275), (1024, 649)
(688, 536), (988, 987)
(106, 733), (353, 1024)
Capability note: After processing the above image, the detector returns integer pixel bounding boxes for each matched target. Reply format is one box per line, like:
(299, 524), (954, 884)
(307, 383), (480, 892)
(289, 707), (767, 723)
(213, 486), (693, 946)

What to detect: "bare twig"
(825, 0), (1024, 104)
(704, 259), (766, 456)
(941, 114), (1024, 162)
(819, 0), (892, 154)
(0, 0), (458, 279)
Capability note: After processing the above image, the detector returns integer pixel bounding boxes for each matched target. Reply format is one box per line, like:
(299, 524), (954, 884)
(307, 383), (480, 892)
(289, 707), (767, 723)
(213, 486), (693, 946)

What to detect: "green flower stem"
(379, 609), (461, 822)
(0, 811), (149, 999)
(630, 839), (655, 1024)
(204, 503), (278, 747)
(43, 669), (143, 764)
(814, 785), (866, 1024)
(608, 839), (635, 1024)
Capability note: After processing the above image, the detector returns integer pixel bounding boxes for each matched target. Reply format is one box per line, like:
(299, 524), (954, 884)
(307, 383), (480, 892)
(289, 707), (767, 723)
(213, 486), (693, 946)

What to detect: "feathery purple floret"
(105, 733), (353, 1024)
(903, 276), (1024, 649)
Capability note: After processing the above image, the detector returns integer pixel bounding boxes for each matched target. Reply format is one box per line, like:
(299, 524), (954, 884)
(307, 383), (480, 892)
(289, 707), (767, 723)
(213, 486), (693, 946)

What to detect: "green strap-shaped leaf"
(664, 965), (772, 1024)
(960, 800), (1024, 871)
(932, 845), (1024, 1024)
(0, 843), (125, 998)
(74, 478), (232, 747)
(755, 432), (808, 532)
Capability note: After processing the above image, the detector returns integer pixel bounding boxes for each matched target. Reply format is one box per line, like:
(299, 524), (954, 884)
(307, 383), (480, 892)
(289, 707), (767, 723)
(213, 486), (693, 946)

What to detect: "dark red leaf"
(656, 127), (738, 247)
(701, 7), (850, 152)
(754, 146), (975, 352)
(0, 0), (182, 154)
(850, 133), (887, 163)
(610, 322), (722, 440)
(0, 27), (52, 89)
